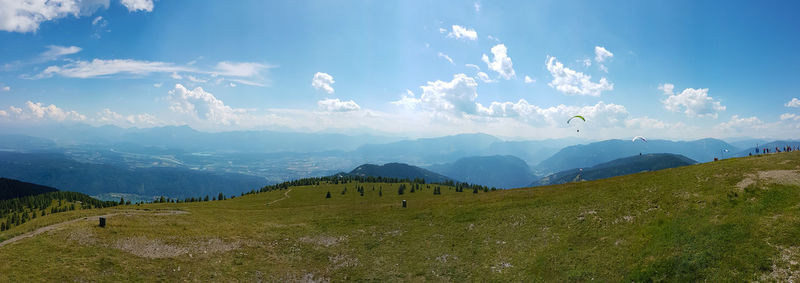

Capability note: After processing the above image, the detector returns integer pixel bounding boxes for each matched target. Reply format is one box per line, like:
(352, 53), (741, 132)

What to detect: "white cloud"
(786, 98), (800, 108)
(0, 101), (86, 122)
(624, 116), (674, 130)
(38, 59), (191, 78)
(465, 64), (481, 71)
(487, 35), (500, 42)
(717, 115), (765, 131)
(167, 84), (246, 125)
(92, 16), (103, 25)
(474, 2), (480, 12)
(582, 58), (592, 68)
(228, 82), (237, 87)
(1, 86), (9, 92)
(391, 90), (421, 110)
(663, 87), (726, 118)
(153, 83), (162, 88)
(120, 0), (153, 12)
(0, 0), (109, 32)
(317, 98), (361, 112)
(187, 75), (206, 83)
(546, 56), (613, 96)
(36, 59), (272, 86)
(40, 45), (82, 60)
(524, 75), (535, 84)
(476, 72), (495, 83)
(780, 113), (800, 121)
(476, 100), (629, 127)
(417, 73), (479, 114)
(447, 25), (478, 40)
(437, 52), (454, 64)
(96, 108), (159, 126)
(481, 44), (515, 80)
(214, 61), (273, 77)
(311, 72), (335, 94)
(594, 46), (614, 63)
(658, 83), (675, 95)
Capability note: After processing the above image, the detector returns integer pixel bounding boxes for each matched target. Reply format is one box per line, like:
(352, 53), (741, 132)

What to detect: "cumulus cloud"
(546, 56), (613, 96)
(658, 83), (675, 95)
(120, 0), (153, 12)
(481, 44), (515, 80)
(391, 90), (422, 110)
(0, 0), (110, 32)
(317, 98), (361, 112)
(476, 100), (629, 127)
(96, 108), (159, 126)
(437, 52), (454, 64)
(662, 87), (726, 118)
(594, 46), (613, 63)
(0, 101), (86, 122)
(446, 25), (477, 40)
(524, 75), (535, 84)
(717, 115), (765, 131)
(786, 98), (800, 108)
(416, 73), (479, 114)
(311, 72), (335, 94)
(167, 84), (245, 125)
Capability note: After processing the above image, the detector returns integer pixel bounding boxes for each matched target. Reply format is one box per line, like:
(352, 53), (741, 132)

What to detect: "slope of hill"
(428, 155), (537, 189)
(532, 153), (697, 186)
(536, 138), (736, 173)
(3, 152), (800, 281)
(347, 163), (453, 183)
(0, 152), (266, 200)
(0, 178), (59, 200)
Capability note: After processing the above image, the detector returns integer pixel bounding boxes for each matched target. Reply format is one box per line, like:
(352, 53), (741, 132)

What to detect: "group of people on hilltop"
(756, 146), (799, 154)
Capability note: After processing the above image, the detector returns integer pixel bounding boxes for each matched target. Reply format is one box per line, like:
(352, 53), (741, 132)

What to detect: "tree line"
(1, 191), (119, 231)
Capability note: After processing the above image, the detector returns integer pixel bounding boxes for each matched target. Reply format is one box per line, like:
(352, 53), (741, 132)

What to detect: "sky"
(1, 0), (800, 140)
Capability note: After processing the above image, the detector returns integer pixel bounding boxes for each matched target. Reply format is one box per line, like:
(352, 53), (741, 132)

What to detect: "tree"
(326, 191), (331, 198)
(159, 196), (166, 203)
(204, 195), (210, 202)
(398, 184), (405, 195)
(119, 197), (125, 205)
(218, 192), (225, 201)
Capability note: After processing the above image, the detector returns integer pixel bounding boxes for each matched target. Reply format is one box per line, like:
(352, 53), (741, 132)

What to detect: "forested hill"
(0, 178), (59, 200)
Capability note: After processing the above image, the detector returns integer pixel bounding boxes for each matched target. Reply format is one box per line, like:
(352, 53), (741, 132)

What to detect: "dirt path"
(0, 210), (187, 248)
(267, 188), (293, 206)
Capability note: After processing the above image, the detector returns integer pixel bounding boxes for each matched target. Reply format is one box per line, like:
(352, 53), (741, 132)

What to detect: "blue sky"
(1, 0), (799, 140)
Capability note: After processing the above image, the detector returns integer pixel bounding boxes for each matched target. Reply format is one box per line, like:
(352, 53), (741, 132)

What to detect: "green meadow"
(2, 152), (800, 281)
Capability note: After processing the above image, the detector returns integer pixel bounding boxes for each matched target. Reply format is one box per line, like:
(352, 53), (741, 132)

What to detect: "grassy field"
(1, 152), (800, 281)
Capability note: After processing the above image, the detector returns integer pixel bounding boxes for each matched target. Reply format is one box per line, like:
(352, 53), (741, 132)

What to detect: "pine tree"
(218, 192), (224, 201)
(204, 195), (210, 202)
(119, 197), (125, 205)
(326, 191), (331, 198)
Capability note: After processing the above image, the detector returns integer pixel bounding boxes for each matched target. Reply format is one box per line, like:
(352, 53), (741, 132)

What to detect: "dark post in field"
(99, 217), (106, 228)
(402, 200), (407, 208)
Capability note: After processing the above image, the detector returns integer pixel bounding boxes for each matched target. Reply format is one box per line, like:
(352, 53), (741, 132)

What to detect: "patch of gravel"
(113, 237), (189, 258)
(110, 237), (242, 259)
(298, 235), (343, 247)
(758, 170), (800, 186)
(761, 245), (800, 282)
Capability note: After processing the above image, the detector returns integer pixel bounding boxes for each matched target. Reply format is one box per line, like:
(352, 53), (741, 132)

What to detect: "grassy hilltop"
(2, 152), (800, 281)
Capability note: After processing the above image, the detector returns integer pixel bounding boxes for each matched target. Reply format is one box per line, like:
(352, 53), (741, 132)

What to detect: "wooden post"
(99, 217), (106, 228)
(402, 200), (407, 208)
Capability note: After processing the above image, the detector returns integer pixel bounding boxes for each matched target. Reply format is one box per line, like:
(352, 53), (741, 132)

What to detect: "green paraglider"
(567, 115), (585, 132)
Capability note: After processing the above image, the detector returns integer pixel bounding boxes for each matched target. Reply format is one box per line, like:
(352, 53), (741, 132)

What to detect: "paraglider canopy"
(632, 136), (647, 142)
(567, 115), (585, 132)
(567, 115), (585, 124)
